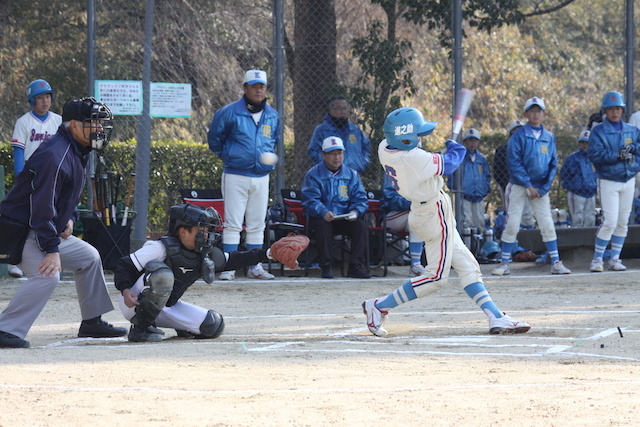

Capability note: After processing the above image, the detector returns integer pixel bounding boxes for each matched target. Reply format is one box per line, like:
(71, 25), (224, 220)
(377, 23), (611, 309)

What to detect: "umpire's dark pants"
(309, 216), (368, 267)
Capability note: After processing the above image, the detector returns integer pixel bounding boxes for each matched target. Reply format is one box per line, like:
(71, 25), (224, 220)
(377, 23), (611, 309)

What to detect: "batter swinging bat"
(451, 88), (474, 142)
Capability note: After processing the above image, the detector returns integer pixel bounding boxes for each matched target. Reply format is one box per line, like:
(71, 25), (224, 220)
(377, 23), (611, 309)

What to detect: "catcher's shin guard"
(195, 310), (225, 339)
(132, 261), (174, 328)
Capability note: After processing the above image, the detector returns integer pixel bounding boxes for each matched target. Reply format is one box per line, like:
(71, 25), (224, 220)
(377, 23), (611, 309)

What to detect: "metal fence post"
(0, 166), (7, 277)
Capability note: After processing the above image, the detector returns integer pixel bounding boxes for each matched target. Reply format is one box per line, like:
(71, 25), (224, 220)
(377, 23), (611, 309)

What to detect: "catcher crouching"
(114, 203), (308, 342)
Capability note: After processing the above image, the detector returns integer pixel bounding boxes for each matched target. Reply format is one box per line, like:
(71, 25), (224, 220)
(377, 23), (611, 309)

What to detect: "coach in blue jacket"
(307, 96), (371, 174)
(208, 70), (280, 281)
(302, 136), (370, 279)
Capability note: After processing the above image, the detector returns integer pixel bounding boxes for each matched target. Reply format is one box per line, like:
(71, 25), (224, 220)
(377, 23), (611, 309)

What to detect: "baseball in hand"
(260, 152), (278, 165)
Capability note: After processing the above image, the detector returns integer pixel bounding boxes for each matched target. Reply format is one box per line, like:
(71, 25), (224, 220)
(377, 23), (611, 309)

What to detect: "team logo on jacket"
(349, 134), (356, 144)
(179, 266), (193, 274)
(540, 145), (548, 154)
(262, 124), (272, 138)
(339, 185), (348, 198)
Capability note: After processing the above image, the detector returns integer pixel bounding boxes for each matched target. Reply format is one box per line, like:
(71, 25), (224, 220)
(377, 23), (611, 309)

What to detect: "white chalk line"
(2, 380), (640, 396)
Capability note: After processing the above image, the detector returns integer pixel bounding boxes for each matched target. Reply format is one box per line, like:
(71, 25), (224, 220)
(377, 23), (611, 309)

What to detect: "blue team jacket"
(307, 114), (371, 173)
(507, 123), (557, 196)
(560, 149), (597, 197)
(207, 98), (280, 177)
(381, 176), (411, 214)
(588, 119), (640, 183)
(0, 125), (88, 253)
(301, 162), (368, 219)
(460, 149), (491, 202)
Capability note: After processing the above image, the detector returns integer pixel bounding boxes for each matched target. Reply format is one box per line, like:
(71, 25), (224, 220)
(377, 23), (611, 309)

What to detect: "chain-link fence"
(1, 0), (638, 235)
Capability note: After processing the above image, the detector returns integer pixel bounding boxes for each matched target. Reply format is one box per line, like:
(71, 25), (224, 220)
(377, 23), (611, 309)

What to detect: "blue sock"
(593, 237), (609, 259)
(464, 282), (502, 318)
(409, 241), (423, 265)
(246, 244), (263, 268)
(223, 243), (238, 253)
(544, 240), (560, 264)
(610, 235), (625, 259)
(501, 241), (515, 263)
(375, 280), (418, 310)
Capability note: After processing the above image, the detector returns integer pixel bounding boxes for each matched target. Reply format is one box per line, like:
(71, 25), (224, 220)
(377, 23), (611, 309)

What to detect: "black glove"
(619, 145), (634, 161)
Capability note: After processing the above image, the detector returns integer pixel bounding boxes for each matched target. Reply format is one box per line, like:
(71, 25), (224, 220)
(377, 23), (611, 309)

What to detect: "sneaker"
(347, 264), (371, 279)
(219, 270), (236, 280)
(551, 260), (571, 274)
(491, 261), (510, 276)
(410, 263), (426, 276)
(609, 258), (626, 271)
(247, 263), (275, 280)
(0, 331), (30, 348)
(362, 299), (388, 336)
(489, 313), (531, 334)
(77, 319), (127, 338)
(9, 265), (23, 278)
(590, 258), (604, 272)
(127, 325), (163, 342)
(321, 264), (334, 279)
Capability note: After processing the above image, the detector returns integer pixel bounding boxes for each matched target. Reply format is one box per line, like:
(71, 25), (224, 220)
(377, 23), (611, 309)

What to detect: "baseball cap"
(243, 70), (267, 86)
(463, 128), (481, 141)
(508, 120), (525, 133)
(322, 136), (345, 152)
(524, 97), (546, 111)
(578, 129), (590, 142)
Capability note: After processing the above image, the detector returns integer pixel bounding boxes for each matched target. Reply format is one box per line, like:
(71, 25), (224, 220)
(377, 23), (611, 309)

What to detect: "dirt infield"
(1, 259), (639, 426)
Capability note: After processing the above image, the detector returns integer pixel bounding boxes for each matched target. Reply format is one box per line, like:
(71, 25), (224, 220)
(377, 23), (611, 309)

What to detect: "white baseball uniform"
(11, 111), (62, 161)
(378, 140), (482, 298)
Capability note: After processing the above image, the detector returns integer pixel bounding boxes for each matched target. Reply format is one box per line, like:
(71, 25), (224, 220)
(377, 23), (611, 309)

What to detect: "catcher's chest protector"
(160, 236), (203, 306)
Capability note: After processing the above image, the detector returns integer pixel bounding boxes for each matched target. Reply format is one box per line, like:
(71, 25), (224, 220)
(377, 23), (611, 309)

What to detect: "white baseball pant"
(221, 173), (269, 246)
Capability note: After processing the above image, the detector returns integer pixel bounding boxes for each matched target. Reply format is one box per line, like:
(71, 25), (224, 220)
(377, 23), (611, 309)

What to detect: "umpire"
(0, 97), (126, 348)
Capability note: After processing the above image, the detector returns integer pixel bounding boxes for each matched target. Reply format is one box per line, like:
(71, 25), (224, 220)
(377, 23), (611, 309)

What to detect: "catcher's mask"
(62, 96), (113, 151)
(169, 203), (222, 254)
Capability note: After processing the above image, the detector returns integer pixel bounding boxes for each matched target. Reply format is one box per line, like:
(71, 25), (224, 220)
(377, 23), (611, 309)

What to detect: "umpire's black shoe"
(321, 264), (334, 279)
(0, 331), (30, 348)
(347, 264), (371, 279)
(128, 325), (163, 343)
(78, 319), (127, 338)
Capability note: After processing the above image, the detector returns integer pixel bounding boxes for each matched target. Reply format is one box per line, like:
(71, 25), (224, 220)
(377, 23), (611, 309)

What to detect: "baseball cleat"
(362, 298), (388, 337)
(550, 260), (571, 274)
(590, 258), (604, 272)
(247, 263), (275, 280)
(491, 261), (510, 276)
(219, 270), (236, 281)
(608, 258), (626, 271)
(410, 263), (426, 276)
(489, 313), (530, 334)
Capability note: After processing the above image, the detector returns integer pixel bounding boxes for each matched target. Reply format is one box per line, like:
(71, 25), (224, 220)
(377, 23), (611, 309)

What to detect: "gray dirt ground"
(0, 258), (639, 426)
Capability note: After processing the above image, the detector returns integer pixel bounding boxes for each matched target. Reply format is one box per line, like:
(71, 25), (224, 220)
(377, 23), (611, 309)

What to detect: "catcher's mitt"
(269, 234), (310, 269)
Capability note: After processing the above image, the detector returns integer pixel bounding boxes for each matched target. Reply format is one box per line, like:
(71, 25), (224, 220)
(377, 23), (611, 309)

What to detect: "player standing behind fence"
(362, 107), (530, 337)
(587, 91), (640, 272)
(491, 97), (570, 276)
(560, 129), (598, 227)
(459, 128), (491, 233)
(8, 79), (62, 279)
(207, 70), (280, 281)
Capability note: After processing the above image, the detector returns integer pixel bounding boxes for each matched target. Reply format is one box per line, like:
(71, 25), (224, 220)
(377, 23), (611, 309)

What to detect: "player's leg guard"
(194, 310), (225, 339)
(131, 261), (174, 329)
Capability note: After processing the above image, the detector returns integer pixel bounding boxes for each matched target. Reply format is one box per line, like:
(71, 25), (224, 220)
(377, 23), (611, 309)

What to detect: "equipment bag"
(0, 216), (30, 265)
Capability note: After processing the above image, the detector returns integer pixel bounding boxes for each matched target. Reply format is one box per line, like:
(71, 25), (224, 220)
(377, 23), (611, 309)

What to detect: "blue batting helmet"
(383, 107), (437, 150)
(26, 79), (55, 106)
(601, 91), (626, 110)
(480, 241), (501, 260)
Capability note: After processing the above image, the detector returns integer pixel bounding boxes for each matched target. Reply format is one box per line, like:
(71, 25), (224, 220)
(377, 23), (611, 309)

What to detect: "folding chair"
(179, 188), (225, 226)
(264, 189), (305, 274)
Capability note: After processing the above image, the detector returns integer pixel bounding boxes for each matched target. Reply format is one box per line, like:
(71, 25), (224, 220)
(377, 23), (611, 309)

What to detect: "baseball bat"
(451, 88), (474, 142)
(121, 173), (136, 226)
(102, 173), (110, 226)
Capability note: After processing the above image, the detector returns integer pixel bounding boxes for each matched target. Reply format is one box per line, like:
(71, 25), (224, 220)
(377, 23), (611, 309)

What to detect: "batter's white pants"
(119, 276), (209, 335)
(502, 184), (556, 244)
(0, 231), (115, 339)
(221, 173), (269, 246)
(596, 178), (635, 240)
(408, 192), (482, 298)
(567, 192), (596, 228)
